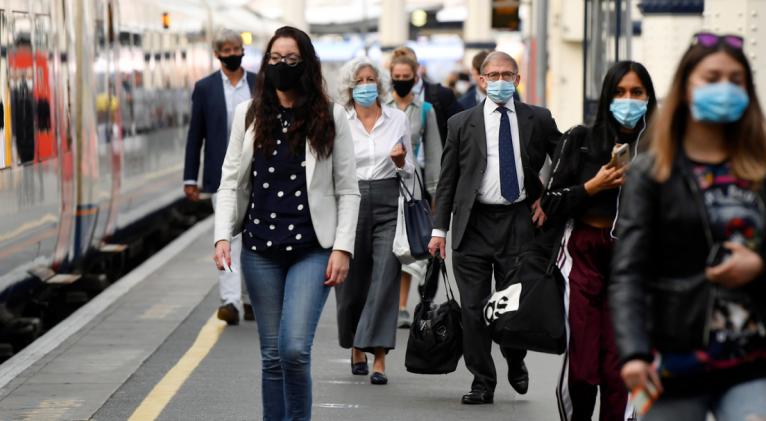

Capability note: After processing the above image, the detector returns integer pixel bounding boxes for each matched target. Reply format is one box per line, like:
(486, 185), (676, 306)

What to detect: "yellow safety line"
(128, 312), (225, 421)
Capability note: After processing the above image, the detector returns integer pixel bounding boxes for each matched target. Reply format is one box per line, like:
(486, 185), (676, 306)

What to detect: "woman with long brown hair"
(610, 33), (766, 420)
(213, 26), (360, 420)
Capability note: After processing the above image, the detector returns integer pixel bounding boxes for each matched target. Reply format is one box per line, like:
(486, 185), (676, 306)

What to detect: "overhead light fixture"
(241, 31), (253, 45)
(162, 12), (170, 29)
(411, 9), (427, 27)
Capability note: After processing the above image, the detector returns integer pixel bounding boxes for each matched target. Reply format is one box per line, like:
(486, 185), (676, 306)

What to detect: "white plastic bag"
(393, 195), (416, 264)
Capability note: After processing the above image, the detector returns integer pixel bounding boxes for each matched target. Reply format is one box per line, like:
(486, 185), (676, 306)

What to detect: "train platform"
(0, 217), (567, 421)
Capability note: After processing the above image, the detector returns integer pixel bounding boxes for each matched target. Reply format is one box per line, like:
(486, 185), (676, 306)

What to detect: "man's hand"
(531, 198), (546, 227)
(428, 236), (446, 259)
(184, 185), (200, 201)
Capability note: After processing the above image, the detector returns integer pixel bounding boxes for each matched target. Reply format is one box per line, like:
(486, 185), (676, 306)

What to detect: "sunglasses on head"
(692, 32), (744, 50)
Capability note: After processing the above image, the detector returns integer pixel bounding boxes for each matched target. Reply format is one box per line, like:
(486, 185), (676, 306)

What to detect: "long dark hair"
(590, 61), (657, 154)
(246, 26), (334, 159)
(650, 41), (766, 183)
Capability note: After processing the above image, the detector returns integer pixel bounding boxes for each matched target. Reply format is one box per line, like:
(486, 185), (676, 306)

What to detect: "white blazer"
(214, 100), (361, 255)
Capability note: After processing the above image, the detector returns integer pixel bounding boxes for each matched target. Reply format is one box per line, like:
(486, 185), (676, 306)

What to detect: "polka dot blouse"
(242, 108), (318, 253)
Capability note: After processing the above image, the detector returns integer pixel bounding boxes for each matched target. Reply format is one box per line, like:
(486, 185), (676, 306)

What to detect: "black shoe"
(508, 360), (529, 395)
(243, 303), (255, 321)
(461, 389), (493, 405)
(370, 372), (388, 385)
(351, 351), (369, 375)
(217, 303), (239, 325)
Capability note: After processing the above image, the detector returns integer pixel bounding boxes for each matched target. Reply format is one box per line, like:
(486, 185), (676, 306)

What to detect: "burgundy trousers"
(566, 223), (627, 421)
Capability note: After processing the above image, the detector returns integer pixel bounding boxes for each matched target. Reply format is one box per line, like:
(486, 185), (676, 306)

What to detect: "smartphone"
(706, 243), (731, 267)
(609, 143), (630, 168)
(631, 381), (660, 416)
(221, 258), (234, 273)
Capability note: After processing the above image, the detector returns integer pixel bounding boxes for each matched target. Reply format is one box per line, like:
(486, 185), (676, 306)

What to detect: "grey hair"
(212, 29), (243, 52)
(480, 51), (519, 74)
(337, 56), (390, 108)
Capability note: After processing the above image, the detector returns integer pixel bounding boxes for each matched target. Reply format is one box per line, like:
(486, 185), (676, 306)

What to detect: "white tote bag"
(393, 195), (417, 264)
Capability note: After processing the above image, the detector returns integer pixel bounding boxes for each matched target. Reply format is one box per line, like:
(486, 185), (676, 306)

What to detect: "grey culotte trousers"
(335, 178), (401, 352)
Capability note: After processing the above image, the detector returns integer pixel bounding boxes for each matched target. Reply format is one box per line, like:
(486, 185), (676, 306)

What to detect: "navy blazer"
(183, 70), (257, 193)
(457, 85), (479, 110)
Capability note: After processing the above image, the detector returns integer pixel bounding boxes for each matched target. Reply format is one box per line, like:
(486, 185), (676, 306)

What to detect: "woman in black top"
(542, 61), (657, 421)
(611, 33), (766, 420)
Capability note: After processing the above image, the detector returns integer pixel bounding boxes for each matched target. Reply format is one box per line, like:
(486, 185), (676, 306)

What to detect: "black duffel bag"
(405, 257), (463, 374)
(482, 234), (567, 355)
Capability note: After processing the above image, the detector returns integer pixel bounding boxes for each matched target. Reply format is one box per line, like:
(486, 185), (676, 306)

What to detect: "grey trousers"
(335, 178), (401, 352)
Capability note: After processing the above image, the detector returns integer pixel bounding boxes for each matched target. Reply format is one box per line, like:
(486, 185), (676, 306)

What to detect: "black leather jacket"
(609, 152), (766, 364)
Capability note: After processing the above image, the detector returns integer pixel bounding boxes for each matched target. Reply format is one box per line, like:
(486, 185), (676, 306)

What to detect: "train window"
(33, 14), (55, 161)
(10, 12), (35, 165)
(0, 11), (9, 169)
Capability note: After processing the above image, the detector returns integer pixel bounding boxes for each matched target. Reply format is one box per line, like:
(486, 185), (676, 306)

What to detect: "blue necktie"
(497, 107), (520, 203)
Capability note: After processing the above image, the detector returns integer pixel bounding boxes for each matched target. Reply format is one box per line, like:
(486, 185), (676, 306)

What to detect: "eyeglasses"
(267, 53), (302, 67)
(692, 32), (744, 50)
(482, 71), (517, 82)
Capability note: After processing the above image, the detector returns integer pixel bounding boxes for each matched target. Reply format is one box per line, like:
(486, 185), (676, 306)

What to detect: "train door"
(583, 0), (634, 123)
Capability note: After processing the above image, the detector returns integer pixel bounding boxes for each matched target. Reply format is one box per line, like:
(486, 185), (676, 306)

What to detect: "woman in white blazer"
(213, 26), (360, 421)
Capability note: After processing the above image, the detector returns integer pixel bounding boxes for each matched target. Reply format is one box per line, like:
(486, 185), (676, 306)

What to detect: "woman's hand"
(584, 165), (626, 195)
(214, 240), (231, 271)
(325, 250), (351, 286)
(706, 242), (764, 289)
(390, 143), (406, 169)
(621, 359), (663, 394)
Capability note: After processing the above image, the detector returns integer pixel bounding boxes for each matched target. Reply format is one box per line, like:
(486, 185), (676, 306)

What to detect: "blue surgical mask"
(352, 83), (378, 108)
(610, 98), (648, 129)
(486, 80), (515, 104)
(691, 82), (749, 123)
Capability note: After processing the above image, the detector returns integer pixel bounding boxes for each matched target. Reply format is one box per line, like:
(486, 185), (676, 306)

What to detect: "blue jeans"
(643, 378), (766, 421)
(241, 247), (331, 421)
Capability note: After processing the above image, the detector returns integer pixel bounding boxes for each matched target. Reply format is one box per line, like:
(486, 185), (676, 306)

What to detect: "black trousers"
(452, 202), (533, 394)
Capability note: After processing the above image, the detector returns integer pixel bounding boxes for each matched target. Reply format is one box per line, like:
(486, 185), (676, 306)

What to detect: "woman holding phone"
(542, 61), (657, 420)
(611, 33), (766, 420)
(333, 56), (414, 385)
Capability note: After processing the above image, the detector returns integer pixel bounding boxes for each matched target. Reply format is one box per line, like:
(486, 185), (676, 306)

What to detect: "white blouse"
(346, 104), (415, 181)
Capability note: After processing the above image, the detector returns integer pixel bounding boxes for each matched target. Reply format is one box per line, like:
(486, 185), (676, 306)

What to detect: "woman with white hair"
(334, 56), (414, 385)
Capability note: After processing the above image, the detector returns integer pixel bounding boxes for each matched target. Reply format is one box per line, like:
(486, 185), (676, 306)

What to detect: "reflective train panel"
(0, 0), (274, 300)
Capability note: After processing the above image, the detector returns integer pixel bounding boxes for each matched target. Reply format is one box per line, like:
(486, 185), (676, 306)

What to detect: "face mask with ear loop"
(609, 112), (648, 240)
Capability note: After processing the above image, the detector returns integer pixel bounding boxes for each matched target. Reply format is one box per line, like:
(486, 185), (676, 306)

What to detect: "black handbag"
(483, 231), (567, 355)
(397, 171), (433, 261)
(405, 257), (463, 374)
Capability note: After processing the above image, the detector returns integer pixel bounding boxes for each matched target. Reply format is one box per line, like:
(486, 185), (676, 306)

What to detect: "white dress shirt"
(347, 104), (415, 181)
(479, 98), (526, 204)
(222, 71), (251, 137)
(432, 98), (525, 238)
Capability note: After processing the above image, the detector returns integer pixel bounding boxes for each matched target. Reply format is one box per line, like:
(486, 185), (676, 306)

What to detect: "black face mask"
(218, 54), (243, 71)
(266, 62), (305, 92)
(392, 78), (415, 98)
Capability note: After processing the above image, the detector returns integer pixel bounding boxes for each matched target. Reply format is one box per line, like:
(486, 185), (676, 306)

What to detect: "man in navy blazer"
(183, 29), (256, 325)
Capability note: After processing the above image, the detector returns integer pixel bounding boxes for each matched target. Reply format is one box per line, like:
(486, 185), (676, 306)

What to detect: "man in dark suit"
(458, 50), (489, 110)
(183, 29), (256, 325)
(429, 52), (560, 405)
(394, 46), (463, 146)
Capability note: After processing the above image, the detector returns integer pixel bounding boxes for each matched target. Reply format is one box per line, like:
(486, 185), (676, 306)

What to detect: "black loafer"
(351, 353), (369, 376)
(461, 389), (493, 405)
(243, 303), (255, 321)
(508, 361), (529, 395)
(370, 372), (388, 385)
(217, 303), (239, 326)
